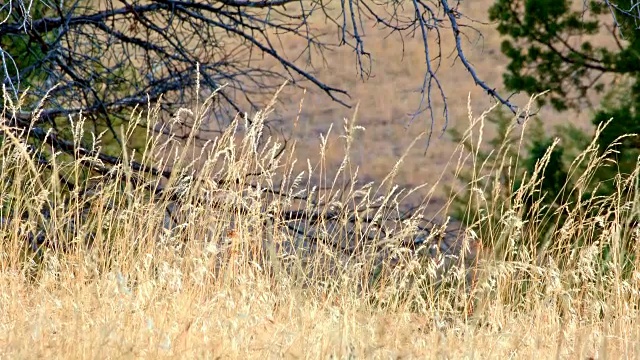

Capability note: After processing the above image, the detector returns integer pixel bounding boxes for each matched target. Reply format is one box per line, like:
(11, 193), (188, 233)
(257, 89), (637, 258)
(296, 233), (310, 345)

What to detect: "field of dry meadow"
(3, 0), (640, 359)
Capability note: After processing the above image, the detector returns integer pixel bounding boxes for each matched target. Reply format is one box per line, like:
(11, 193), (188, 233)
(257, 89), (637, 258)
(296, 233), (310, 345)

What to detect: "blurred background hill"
(246, 1), (601, 215)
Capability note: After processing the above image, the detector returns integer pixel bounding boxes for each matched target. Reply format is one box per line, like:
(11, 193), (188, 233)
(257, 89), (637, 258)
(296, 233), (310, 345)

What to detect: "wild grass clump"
(449, 98), (640, 322)
(1, 87), (640, 358)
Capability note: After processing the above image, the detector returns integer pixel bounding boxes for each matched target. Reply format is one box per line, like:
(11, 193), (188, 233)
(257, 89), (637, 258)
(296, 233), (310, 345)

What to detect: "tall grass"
(1, 87), (639, 359)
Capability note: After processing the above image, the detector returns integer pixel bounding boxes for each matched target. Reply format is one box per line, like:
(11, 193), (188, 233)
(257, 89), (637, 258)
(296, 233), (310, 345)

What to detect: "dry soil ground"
(234, 1), (603, 217)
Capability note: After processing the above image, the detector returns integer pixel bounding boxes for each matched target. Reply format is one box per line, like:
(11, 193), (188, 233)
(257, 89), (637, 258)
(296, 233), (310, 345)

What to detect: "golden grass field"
(2, 88), (640, 358)
(3, 1), (640, 359)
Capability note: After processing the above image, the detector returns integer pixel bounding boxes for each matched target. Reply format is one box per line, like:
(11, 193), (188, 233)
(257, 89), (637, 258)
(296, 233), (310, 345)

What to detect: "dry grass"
(1, 85), (640, 360)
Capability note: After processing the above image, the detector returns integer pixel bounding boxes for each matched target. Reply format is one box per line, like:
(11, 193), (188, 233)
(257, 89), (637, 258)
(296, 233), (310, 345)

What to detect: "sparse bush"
(447, 95), (640, 312)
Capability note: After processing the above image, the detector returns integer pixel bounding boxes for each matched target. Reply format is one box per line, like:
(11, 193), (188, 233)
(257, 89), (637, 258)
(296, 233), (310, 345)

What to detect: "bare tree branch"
(2, 0), (526, 153)
(441, 0), (520, 117)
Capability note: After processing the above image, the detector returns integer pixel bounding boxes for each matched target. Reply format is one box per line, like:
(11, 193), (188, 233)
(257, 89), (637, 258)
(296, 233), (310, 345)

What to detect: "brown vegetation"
(1, 89), (639, 358)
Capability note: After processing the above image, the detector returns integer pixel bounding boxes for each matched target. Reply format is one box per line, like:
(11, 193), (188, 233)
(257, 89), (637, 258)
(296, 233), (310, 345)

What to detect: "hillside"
(238, 1), (600, 217)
